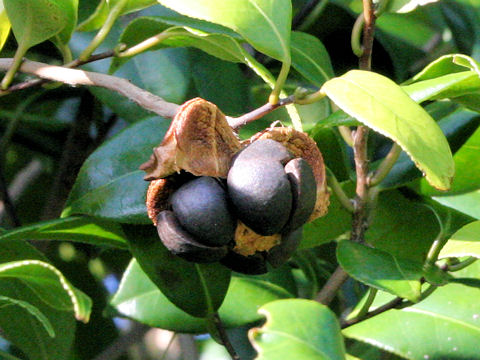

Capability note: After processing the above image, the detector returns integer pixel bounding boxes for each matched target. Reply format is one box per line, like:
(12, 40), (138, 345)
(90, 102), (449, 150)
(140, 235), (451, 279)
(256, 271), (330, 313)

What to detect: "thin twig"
(315, 0), (377, 306)
(0, 163), (20, 228)
(1, 50), (116, 94)
(341, 296), (403, 328)
(315, 266), (350, 305)
(228, 96), (294, 130)
(212, 312), (240, 360)
(0, 58), (180, 118)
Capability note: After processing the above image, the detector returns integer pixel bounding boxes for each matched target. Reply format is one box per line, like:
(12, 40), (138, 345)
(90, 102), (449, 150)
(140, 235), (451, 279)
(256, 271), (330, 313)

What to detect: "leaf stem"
(355, 287), (378, 319)
(351, 14), (365, 57)
(447, 257), (477, 272)
(118, 31), (186, 58)
(424, 211), (451, 270)
(294, 88), (327, 105)
(269, 60), (291, 104)
(1, 41), (28, 90)
(368, 143), (401, 186)
(338, 125), (354, 147)
(326, 168), (354, 212)
(79, 0), (128, 61)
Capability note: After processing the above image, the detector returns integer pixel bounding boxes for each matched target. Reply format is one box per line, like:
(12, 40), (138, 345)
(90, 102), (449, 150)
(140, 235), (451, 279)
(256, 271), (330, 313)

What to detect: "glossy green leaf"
(440, 221), (480, 259)
(111, 17), (253, 73)
(63, 116), (170, 224)
(124, 225), (231, 318)
(0, 295), (55, 337)
(0, 2), (11, 52)
(76, 0), (109, 31)
(290, 31), (334, 87)
(337, 241), (423, 302)
(0, 260), (91, 322)
(432, 190), (480, 220)
(403, 71), (480, 105)
(250, 299), (346, 359)
(366, 190), (440, 263)
(111, 259), (292, 332)
(387, 0), (438, 13)
(0, 216), (127, 248)
(0, 241), (76, 360)
(110, 0), (156, 14)
(157, 0), (292, 62)
(343, 262), (480, 360)
(419, 125), (480, 196)
(4, 0), (76, 48)
(382, 106), (480, 189)
(322, 70), (454, 190)
(300, 181), (353, 249)
(408, 54), (480, 83)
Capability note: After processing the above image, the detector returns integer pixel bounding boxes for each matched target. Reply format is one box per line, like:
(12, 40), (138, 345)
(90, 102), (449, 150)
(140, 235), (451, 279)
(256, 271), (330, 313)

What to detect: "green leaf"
(63, 116), (170, 223)
(382, 106), (480, 189)
(0, 295), (55, 337)
(111, 17), (253, 73)
(387, 0), (438, 13)
(337, 241), (423, 302)
(157, 0), (292, 62)
(124, 225), (230, 318)
(408, 54), (480, 83)
(0, 216), (127, 249)
(300, 181), (353, 249)
(111, 259), (292, 332)
(250, 299), (346, 359)
(0, 260), (92, 322)
(440, 221), (480, 259)
(419, 124), (480, 196)
(4, 0), (76, 48)
(366, 190), (440, 263)
(343, 262), (480, 360)
(322, 70), (454, 190)
(432, 190), (480, 220)
(0, 2), (11, 52)
(0, 241), (75, 360)
(290, 31), (334, 87)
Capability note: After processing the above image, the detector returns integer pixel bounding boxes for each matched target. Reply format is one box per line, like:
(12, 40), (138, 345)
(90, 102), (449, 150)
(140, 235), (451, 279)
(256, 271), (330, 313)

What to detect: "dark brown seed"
(156, 211), (228, 263)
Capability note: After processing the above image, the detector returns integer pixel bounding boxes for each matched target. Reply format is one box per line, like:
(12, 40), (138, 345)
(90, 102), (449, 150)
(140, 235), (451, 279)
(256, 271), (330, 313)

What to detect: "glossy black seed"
(220, 250), (268, 274)
(232, 139), (293, 166)
(227, 159), (292, 235)
(156, 211), (228, 263)
(282, 158), (317, 233)
(171, 177), (236, 247)
(266, 227), (303, 268)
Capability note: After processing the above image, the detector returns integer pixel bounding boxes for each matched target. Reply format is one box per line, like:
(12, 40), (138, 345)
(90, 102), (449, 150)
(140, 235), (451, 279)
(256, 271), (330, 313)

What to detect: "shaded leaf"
(157, 0), (292, 62)
(337, 241), (423, 302)
(4, 0), (75, 48)
(0, 216), (127, 249)
(63, 116), (170, 224)
(343, 262), (480, 360)
(0, 260), (91, 322)
(322, 70), (454, 190)
(124, 225), (230, 318)
(291, 31), (334, 87)
(111, 259), (292, 332)
(0, 295), (55, 337)
(250, 299), (346, 359)
(388, 0), (438, 13)
(0, 241), (76, 360)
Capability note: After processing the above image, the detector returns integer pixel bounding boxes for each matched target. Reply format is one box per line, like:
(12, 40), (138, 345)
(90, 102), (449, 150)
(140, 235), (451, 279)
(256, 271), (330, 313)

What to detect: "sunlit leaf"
(322, 70), (454, 190)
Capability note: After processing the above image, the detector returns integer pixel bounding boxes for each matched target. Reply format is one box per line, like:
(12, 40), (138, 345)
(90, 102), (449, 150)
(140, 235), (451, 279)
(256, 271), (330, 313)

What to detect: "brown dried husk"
(142, 99), (329, 256)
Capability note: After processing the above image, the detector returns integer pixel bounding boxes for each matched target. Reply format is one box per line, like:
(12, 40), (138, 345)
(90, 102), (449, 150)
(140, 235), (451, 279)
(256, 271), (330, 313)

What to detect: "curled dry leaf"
(140, 97), (242, 180)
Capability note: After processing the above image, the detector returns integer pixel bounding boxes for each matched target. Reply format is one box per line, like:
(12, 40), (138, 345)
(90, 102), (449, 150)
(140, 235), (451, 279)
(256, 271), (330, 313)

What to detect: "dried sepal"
(248, 126), (330, 220)
(140, 98), (242, 181)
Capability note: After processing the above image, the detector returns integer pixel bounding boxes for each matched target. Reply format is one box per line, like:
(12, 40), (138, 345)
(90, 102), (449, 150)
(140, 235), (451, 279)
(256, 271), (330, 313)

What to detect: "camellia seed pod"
(141, 98), (329, 273)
